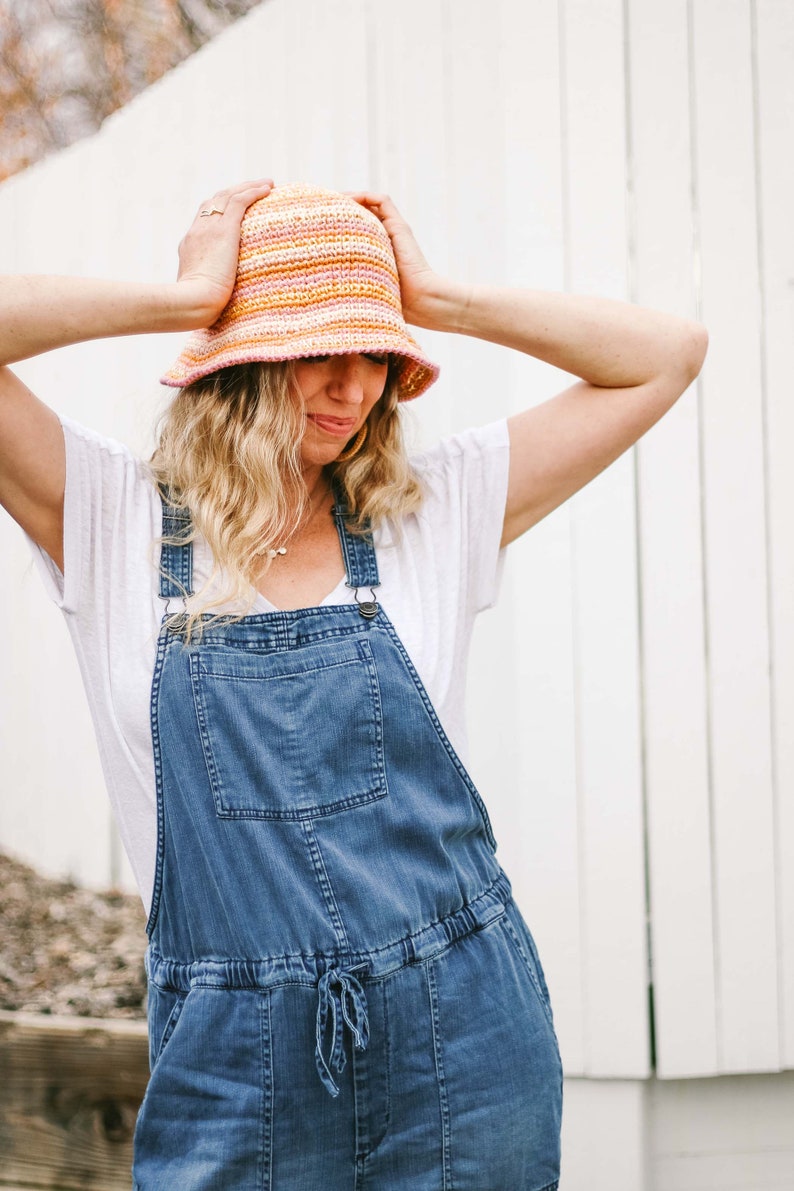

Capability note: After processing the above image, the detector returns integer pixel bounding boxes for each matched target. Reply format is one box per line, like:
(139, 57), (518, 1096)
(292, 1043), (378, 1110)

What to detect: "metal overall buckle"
(352, 587), (379, 619)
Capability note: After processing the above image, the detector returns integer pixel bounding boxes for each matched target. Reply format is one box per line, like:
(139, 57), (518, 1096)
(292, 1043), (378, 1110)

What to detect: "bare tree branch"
(0, 0), (266, 181)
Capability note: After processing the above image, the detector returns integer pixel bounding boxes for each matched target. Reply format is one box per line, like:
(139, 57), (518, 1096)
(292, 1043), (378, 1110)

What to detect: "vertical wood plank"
(629, 0), (719, 1076)
(238, 0), (292, 181)
(692, 0), (779, 1071)
(562, 0), (650, 1077)
(3, 144), (116, 891)
(755, 0), (794, 1072)
(757, 0), (794, 1071)
(483, 0), (587, 1076)
(437, 0), (512, 435)
(366, 0), (456, 450)
(279, 0), (370, 187)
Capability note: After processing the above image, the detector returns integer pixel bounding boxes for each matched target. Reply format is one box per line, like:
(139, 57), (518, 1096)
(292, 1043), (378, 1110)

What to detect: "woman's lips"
(306, 414), (358, 438)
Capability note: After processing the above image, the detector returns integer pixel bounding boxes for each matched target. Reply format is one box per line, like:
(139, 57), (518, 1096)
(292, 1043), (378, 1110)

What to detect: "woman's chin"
(299, 441), (346, 471)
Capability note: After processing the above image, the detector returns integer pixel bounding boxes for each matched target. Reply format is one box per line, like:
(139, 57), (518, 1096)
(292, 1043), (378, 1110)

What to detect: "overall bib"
(132, 492), (562, 1190)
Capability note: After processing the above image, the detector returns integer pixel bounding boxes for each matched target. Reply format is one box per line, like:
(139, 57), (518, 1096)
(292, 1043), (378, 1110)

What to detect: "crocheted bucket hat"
(161, 183), (439, 401)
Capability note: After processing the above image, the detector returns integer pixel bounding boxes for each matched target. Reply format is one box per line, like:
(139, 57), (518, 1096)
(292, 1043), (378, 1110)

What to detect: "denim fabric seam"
(179, 979), (319, 992)
(353, 1067), (369, 1171)
(332, 503), (380, 589)
(159, 500), (193, 599)
(499, 914), (556, 1030)
(204, 790), (388, 822)
(362, 635), (388, 793)
(145, 624), (172, 938)
(187, 649), (229, 820)
(153, 989), (187, 1066)
(382, 975), (392, 1138)
(260, 991), (273, 1191)
(192, 656), (372, 681)
(195, 624), (372, 648)
(302, 819), (351, 952)
(353, 978), (391, 1174)
(425, 960), (453, 1190)
(353, 1042), (371, 1172)
(179, 604), (378, 633)
(380, 618), (497, 851)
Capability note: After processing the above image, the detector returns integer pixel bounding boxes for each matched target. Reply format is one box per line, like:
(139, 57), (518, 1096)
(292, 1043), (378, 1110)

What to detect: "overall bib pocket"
(189, 635), (387, 819)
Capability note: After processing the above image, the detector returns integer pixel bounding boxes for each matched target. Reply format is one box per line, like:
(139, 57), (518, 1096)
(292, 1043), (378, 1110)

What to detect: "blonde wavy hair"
(147, 358), (423, 638)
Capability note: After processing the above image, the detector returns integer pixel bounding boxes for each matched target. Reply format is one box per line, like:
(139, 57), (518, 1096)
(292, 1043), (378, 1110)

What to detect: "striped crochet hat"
(161, 183), (439, 400)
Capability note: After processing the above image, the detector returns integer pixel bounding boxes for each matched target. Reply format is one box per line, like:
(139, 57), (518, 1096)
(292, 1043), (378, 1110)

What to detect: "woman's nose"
(328, 357), (365, 403)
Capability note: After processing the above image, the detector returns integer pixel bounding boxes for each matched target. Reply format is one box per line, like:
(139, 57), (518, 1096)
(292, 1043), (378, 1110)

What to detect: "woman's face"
(293, 352), (390, 469)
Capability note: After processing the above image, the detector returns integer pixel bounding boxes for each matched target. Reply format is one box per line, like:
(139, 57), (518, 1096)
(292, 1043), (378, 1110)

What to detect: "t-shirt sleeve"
(411, 418), (510, 615)
(26, 415), (154, 617)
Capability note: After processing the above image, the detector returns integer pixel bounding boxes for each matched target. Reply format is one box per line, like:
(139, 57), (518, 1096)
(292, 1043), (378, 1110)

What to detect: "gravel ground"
(0, 850), (147, 1019)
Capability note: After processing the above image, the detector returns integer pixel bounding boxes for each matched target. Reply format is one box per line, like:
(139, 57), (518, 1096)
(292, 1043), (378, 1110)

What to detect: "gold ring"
(199, 205), (224, 217)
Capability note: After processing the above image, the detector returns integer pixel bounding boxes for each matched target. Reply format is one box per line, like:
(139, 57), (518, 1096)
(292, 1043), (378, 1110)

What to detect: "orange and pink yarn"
(161, 184), (439, 401)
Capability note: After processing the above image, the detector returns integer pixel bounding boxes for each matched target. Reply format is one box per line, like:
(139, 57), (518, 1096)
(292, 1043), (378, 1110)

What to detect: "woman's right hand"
(0, 178), (273, 571)
(175, 178), (274, 326)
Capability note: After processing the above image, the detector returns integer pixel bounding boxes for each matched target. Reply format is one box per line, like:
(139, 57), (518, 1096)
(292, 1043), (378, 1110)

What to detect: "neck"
(302, 465), (329, 503)
(295, 467), (334, 535)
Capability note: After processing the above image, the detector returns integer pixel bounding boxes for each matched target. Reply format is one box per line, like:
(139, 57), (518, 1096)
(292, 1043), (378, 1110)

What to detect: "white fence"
(1, 0), (792, 1120)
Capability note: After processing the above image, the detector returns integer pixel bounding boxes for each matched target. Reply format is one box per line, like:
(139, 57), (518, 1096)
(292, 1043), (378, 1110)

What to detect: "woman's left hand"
(347, 192), (465, 332)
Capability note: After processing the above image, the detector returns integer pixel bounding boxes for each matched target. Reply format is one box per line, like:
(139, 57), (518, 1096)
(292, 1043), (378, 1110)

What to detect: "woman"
(0, 178), (707, 1189)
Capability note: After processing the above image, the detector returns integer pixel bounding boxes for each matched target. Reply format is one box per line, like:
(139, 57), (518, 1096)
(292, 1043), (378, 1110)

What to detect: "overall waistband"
(145, 869), (511, 993)
(147, 870), (511, 1097)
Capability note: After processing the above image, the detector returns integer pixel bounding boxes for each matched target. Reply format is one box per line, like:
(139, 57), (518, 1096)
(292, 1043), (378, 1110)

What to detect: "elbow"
(680, 320), (709, 385)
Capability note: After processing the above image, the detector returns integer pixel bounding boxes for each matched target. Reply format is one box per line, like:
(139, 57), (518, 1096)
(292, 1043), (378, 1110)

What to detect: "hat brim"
(161, 319), (439, 401)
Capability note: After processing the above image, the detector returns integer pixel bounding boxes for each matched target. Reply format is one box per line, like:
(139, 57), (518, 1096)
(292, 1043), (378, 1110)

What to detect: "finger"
(214, 178), (275, 203)
(346, 191), (387, 207)
(345, 190), (392, 202)
(345, 192), (402, 222)
(196, 179), (274, 218)
(224, 181), (276, 213)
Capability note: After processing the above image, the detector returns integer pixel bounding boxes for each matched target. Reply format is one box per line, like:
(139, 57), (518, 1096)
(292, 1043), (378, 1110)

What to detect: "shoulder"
(61, 414), (145, 466)
(409, 418), (510, 482)
(379, 417), (510, 544)
(406, 418), (511, 520)
(376, 418), (511, 616)
(61, 415), (158, 497)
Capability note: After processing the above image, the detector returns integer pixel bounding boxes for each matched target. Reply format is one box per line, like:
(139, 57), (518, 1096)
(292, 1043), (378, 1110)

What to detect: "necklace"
(257, 476), (332, 559)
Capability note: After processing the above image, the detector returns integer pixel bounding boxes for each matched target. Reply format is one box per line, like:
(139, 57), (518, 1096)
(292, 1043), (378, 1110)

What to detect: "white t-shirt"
(29, 415), (511, 915)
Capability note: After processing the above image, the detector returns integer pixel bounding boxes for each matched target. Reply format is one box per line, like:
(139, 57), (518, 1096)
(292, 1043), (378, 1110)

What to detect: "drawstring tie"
(315, 967), (369, 1097)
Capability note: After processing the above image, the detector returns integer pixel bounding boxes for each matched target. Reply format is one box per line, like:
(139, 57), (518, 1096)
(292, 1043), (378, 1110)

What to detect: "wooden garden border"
(0, 1009), (148, 1190)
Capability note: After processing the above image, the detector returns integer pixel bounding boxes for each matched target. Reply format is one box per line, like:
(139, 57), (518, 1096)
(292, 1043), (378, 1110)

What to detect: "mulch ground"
(0, 850), (147, 1019)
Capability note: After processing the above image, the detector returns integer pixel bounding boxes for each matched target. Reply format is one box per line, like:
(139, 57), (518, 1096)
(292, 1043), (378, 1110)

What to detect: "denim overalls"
(132, 491), (562, 1190)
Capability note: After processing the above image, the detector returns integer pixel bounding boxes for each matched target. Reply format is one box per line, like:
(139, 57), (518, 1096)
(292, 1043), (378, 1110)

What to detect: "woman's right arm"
(0, 278), (206, 571)
(0, 178), (274, 571)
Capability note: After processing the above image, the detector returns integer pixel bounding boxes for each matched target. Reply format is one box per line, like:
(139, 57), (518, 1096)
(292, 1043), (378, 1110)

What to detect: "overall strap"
(158, 488), (195, 600)
(331, 487), (380, 591)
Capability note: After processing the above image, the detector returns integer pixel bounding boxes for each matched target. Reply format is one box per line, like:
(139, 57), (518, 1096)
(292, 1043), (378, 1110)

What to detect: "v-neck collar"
(250, 571), (352, 614)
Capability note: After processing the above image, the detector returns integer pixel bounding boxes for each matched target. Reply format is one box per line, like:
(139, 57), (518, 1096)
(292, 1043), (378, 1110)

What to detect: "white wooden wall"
(1, 0), (792, 1091)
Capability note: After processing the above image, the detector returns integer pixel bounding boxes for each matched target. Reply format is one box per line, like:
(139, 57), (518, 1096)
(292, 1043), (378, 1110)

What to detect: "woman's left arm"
(351, 192), (709, 547)
(437, 284), (709, 546)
